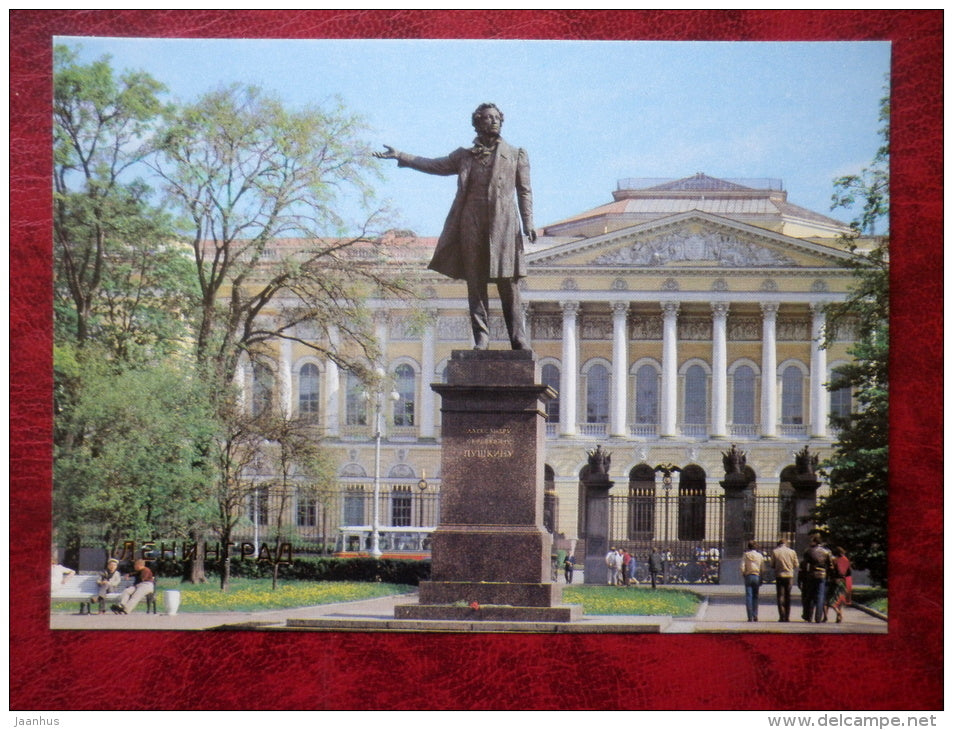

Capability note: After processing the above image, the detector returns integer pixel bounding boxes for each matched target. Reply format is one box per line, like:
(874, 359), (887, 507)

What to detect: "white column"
(810, 304), (829, 438)
(711, 302), (729, 438)
(660, 302), (679, 438)
(419, 310), (437, 439)
(760, 303), (778, 438)
(610, 301), (629, 437)
(374, 310), (389, 357)
(280, 338), (293, 418)
(324, 326), (340, 437)
(234, 355), (247, 412)
(559, 301), (580, 437)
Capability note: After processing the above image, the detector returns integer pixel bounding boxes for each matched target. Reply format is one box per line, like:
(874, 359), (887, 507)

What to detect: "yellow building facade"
(236, 174), (864, 563)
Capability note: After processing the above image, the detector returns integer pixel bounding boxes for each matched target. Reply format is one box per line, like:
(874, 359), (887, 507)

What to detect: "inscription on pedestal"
(462, 427), (514, 459)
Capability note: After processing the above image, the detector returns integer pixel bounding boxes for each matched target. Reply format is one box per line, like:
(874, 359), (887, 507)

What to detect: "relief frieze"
(437, 316), (470, 341)
(532, 314), (562, 340)
(777, 319), (810, 341)
(388, 315), (420, 341)
(629, 316), (663, 340)
(678, 318), (712, 341)
(581, 314), (613, 340)
(727, 317), (762, 341)
(591, 230), (797, 267)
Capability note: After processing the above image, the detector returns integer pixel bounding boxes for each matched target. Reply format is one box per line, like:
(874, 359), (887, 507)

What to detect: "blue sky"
(60, 37), (890, 236)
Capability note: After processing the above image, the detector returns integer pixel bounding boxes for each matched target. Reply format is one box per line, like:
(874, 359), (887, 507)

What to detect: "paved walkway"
(50, 584), (887, 634)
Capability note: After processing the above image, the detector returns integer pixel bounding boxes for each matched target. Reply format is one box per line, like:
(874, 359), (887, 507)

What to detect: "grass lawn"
(53, 580), (705, 616)
(851, 587), (888, 616)
(564, 585), (702, 616)
(52, 579), (415, 614)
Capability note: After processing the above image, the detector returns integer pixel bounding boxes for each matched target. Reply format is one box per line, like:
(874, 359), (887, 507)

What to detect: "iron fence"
(229, 482), (443, 554)
(606, 491), (796, 584)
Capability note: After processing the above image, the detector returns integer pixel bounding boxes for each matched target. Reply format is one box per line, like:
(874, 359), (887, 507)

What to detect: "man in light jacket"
(771, 538), (799, 622)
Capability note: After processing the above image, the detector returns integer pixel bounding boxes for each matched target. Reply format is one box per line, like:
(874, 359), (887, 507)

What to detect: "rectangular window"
(732, 366), (756, 425)
(391, 491), (412, 527)
(345, 372), (367, 426)
(830, 385), (852, 421)
(343, 492), (365, 526)
(248, 489), (269, 526)
(781, 367), (804, 424)
(296, 495), (317, 527)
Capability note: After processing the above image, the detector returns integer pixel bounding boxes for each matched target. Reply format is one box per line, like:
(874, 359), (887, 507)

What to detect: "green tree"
(53, 352), (217, 560)
(258, 411), (338, 589)
(53, 45), (194, 360)
(152, 84), (414, 585)
(52, 48), (215, 569)
(814, 83), (889, 586)
(152, 83), (412, 390)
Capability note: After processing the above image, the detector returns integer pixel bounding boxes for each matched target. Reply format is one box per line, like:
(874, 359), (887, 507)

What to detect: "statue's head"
(472, 103), (504, 135)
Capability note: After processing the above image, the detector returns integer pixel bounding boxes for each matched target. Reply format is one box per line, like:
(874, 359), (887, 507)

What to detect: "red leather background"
(10, 10), (942, 711)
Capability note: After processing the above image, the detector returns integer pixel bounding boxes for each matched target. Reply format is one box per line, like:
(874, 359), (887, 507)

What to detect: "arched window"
(393, 363), (416, 426)
(781, 365), (804, 424)
(298, 363), (320, 421)
(345, 371), (367, 426)
(732, 365), (756, 425)
(684, 364), (708, 425)
(252, 363), (274, 417)
(586, 363), (610, 424)
(541, 363), (560, 423)
(628, 464), (656, 540)
(678, 465), (706, 541)
(635, 364), (659, 424)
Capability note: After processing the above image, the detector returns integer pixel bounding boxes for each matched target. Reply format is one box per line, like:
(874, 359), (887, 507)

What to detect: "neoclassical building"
(236, 174), (866, 568)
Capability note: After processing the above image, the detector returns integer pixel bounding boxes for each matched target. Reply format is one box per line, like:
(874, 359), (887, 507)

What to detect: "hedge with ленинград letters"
(150, 556), (431, 585)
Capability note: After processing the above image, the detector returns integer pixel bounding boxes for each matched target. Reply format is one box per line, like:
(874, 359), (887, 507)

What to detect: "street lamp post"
(369, 367), (400, 560)
(417, 471), (428, 533)
(654, 463), (681, 580)
(251, 455), (264, 555)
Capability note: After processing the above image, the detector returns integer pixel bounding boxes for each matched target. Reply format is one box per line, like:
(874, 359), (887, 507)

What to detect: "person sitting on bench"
(91, 558), (121, 614)
(112, 559), (154, 615)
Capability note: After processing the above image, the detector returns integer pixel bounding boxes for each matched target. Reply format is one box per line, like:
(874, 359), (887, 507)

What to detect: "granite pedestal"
(395, 350), (583, 623)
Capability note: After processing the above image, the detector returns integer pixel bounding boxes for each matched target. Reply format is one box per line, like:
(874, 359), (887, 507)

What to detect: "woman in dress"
(826, 547), (852, 623)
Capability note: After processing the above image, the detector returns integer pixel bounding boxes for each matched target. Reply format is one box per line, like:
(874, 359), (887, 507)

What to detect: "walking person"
(741, 541), (765, 622)
(621, 549), (632, 586)
(771, 538), (799, 622)
(801, 534), (834, 623)
(563, 553), (576, 584)
(825, 547), (852, 623)
(605, 547), (621, 586)
(648, 547), (664, 589)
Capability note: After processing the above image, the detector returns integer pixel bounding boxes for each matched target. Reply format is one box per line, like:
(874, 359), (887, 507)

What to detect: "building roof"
(542, 173), (852, 240)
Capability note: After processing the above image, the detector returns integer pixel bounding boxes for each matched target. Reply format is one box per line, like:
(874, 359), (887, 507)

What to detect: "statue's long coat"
(397, 138), (534, 281)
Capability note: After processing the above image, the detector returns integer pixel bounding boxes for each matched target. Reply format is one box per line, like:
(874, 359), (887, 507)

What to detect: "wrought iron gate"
(606, 492), (795, 584)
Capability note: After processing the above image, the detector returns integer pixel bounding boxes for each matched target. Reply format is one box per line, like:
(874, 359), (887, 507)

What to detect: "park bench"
(51, 573), (157, 614)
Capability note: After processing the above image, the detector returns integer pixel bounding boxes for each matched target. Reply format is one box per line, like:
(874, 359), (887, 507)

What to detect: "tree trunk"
(187, 530), (207, 584)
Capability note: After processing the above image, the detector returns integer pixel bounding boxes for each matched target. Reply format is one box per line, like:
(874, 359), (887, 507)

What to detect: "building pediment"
(528, 211), (852, 271)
